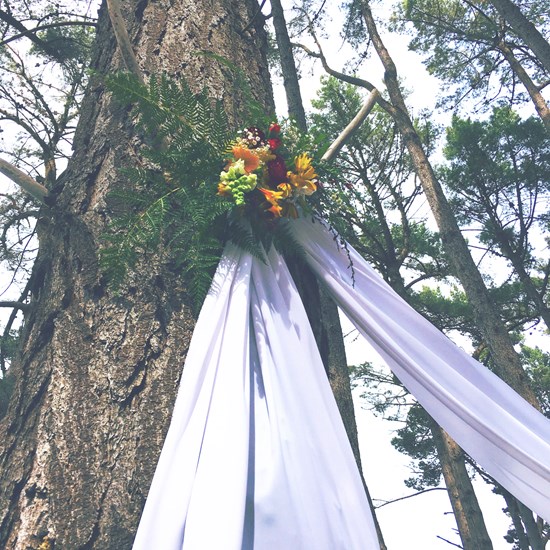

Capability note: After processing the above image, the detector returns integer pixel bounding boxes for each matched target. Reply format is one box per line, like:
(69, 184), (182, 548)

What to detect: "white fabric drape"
(133, 242), (379, 549)
(134, 217), (550, 549)
(292, 217), (550, 523)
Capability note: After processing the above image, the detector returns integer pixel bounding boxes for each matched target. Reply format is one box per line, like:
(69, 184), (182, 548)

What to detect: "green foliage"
(101, 73), (236, 308)
(391, 0), (550, 111)
(521, 345), (550, 416)
(440, 106), (550, 330)
(391, 404), (442, 490)
(309, 76), (450, 290)
(101, 73), (313, 310)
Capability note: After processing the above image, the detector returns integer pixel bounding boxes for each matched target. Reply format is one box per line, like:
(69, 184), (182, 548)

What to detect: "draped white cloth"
(133, 240), (379, 550)
(134, 217), (550, 549)
(292, 217), (550, 523)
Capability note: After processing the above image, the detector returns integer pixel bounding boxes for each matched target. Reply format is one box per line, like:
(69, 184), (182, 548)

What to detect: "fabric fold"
(133, 244), (253, 550)
(291, 217), (550, 523)
(134, 241), (379, 549)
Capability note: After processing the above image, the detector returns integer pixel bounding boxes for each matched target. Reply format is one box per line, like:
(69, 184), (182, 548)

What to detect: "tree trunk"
(360, 1), (546, 539)
(271, 6), (386, 545)
(429, 420), (494, 550)
(497, 40), (550, 131)
(488, 0), (550, 76)
(0, 0), (274, 548)
(360, 0), (539, 409)
(270, 0), (308, 131)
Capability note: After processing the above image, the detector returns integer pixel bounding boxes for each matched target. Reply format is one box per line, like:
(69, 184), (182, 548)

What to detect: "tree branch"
(373, 487), (447, 509)
(436, 535), (463, 549)
(0, 157), (49, 203)
(322, 89), (380, 162)
(0, 20), (98, 47)
(0, 301), (30, 312)
(0, 9), (61, 59)
(488, 0), (550, 75)
(292, 41), (394, 114)
(105, 0), (144, 83)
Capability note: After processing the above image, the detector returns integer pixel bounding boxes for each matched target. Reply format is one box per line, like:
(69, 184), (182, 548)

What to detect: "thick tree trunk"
(488, 0), (550, 76)
(0, 1), (273, 548)
(429, 420), (493, 550)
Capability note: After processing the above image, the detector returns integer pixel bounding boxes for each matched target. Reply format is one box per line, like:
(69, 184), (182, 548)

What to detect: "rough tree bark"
(0, 0), (274, 548)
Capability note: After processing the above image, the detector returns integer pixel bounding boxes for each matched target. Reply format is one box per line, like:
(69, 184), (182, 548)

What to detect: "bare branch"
(373, 487), (447, 509)
(0, 157), (49, 203)
(436, 535), (463, 549)
(0, 20), (98, 47)
(105, 0), (144, 83)
(0, 301), (29, 312)
(0, 8), (61, 58)
(322, 89), (380, 162)
(292, 41), (394, 114)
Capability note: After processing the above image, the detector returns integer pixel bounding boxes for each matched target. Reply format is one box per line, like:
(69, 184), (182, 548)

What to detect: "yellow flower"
(277, 182), (292, 198)
(288, 153), (317, 196)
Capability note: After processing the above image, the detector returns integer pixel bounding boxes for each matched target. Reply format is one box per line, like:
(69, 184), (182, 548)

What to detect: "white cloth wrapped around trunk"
(134, 217), (550, 549)
(133, 238), (379, 550)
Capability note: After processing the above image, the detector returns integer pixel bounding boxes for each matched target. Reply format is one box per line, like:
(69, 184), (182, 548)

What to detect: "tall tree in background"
(0, 0), (274, 547)
(393, 0), (550, 129)
(309, 76), (494, 550)
(358, 2), (547, 545)
(269, 4), (387, 547)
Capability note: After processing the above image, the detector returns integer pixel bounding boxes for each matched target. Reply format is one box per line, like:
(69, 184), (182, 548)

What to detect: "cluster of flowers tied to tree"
(217, 123), (318, 218)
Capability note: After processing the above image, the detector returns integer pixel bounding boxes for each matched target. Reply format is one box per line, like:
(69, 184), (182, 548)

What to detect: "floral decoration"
(217, 123), (318, 219)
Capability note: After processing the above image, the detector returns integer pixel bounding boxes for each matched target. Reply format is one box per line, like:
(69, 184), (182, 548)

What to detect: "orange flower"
(232, 145), (260, 173)
(217, 182), (232, 197)
(259, 187), (285, 217)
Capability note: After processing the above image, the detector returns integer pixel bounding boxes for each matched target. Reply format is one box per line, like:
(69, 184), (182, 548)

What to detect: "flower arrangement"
(217, 123), (318, 219)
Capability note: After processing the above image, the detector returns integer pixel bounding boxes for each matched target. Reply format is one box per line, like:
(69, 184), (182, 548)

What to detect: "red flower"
(269, 123), (281, 134)
(267, 155), (288, 184)
(268, 138), (281, 151)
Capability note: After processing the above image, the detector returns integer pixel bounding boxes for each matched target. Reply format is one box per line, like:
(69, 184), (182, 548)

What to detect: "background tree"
(0, 0), (95, 387)
(392, 0), (550, 128)
(309, 75), (494, 550)
(441, 106), (550, 330)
